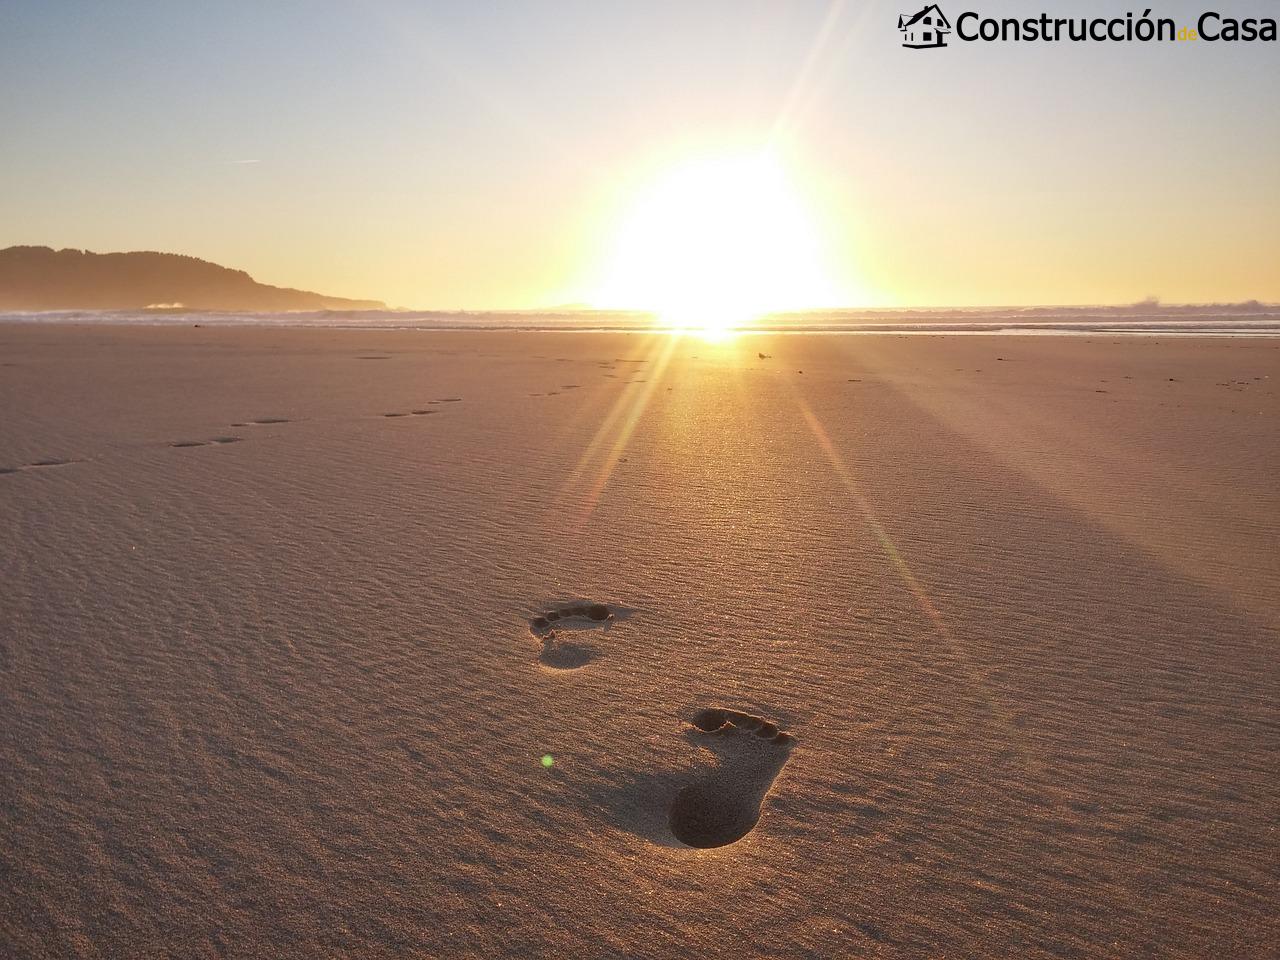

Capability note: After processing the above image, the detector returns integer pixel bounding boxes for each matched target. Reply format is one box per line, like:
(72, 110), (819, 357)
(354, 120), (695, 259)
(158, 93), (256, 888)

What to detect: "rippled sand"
(2, 324), (1277, 958)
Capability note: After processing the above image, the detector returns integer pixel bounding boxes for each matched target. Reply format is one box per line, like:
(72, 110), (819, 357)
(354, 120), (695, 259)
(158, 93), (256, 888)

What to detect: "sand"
(1, 324), (1277, 958)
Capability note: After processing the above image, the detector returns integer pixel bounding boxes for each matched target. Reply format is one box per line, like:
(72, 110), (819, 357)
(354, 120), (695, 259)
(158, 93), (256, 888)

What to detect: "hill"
(0, 246), (385, 311)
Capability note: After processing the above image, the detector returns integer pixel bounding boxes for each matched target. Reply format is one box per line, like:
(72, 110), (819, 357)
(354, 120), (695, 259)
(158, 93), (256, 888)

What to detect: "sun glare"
(592, 151), (841, 334)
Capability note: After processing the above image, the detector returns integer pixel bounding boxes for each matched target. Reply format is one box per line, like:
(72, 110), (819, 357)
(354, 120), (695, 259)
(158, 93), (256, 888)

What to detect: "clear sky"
(1, 0), (1276, 309)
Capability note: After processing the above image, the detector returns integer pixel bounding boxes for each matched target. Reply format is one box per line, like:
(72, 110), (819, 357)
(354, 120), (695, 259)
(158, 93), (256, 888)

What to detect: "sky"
(1, 0), (1277, 310)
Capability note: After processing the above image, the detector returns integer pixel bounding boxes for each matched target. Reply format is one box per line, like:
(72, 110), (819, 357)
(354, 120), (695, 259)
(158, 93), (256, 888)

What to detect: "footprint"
(529, 602), (612, 634)
(526, 602), (617, 670)
(668, 709), (795, 848)
(171, 436), (243, 448)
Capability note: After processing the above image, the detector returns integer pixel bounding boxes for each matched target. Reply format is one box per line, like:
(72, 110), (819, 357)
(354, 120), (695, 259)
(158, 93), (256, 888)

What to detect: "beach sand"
(1, 324), (1277, 958)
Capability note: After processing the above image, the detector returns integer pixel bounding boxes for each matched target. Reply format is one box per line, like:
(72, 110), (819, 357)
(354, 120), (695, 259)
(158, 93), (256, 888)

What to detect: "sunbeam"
(561, 333), (683, 529)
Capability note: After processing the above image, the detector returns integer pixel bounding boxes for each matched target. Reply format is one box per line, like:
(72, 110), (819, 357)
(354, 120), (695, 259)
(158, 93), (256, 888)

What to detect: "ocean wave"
(3, 303), (1279, 336)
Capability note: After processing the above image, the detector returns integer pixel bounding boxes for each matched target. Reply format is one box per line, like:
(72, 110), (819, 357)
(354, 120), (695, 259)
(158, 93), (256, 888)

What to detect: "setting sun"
(591, 151), (843, 332)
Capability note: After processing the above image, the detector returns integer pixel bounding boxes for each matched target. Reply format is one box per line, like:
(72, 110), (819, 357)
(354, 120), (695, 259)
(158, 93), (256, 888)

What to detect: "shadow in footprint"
(538, 640), (598, 670)
(526, 601), (625, 671)
(587, 708), (795, 849)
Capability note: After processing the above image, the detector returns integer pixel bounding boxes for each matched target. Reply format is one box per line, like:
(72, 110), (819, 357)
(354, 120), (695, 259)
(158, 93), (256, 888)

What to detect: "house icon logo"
(898, 3), (951, 48)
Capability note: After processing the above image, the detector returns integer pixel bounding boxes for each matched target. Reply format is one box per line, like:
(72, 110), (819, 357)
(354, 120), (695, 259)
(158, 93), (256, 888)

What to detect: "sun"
(590, 151), (842, 333)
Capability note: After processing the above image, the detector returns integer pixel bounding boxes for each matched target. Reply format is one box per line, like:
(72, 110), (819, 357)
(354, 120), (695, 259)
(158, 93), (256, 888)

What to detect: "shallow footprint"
(172, 436), (242, 447)
(527, 602), (616, 670)
(668, 708), (795, 848)
(529, 601), (613, 636)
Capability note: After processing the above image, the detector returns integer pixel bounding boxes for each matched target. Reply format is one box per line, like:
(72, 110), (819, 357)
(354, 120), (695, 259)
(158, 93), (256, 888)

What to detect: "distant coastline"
(0, 246), (385, 311)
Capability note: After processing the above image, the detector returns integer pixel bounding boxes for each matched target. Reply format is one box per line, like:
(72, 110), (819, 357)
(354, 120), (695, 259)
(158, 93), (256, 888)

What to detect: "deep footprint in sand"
(527, 602), (615, 670)
(668, 709), (795, 848)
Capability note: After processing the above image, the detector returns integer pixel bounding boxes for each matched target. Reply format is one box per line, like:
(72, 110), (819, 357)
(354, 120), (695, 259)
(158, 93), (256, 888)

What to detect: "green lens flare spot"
(541, 754), (555, 768)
